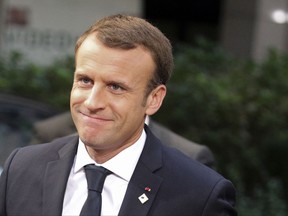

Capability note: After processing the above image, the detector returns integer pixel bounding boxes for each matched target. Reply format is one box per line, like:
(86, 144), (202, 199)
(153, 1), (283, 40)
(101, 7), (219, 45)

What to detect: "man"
(30, 112), (215, 167)
(0, 14), (236, 215)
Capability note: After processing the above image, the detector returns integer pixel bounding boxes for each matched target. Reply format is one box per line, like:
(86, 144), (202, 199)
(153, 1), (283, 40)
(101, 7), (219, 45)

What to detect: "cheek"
(70, 87), (84, 105)
(108, 97), (141, 116)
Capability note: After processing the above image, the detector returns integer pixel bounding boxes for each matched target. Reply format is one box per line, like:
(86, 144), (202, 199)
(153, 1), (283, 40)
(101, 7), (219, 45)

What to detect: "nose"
(84, 85), (106, 111)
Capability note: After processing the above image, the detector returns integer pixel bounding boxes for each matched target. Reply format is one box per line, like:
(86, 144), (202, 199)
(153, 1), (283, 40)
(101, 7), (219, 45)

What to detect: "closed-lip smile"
(80, 111), (112, 123)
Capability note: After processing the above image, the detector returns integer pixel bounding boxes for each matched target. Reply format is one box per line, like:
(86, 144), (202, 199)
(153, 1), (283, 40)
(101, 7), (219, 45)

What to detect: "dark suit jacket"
(31, 112), (215, 167)
(149, 120), (214, 167)
(0, 126), (236, 216)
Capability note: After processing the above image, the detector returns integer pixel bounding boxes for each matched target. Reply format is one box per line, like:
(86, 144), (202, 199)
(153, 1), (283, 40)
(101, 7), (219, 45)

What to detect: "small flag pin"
(145, 187), (151, 192)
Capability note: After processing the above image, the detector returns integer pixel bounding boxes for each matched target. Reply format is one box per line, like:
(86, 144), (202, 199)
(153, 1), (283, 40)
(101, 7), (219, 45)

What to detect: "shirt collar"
(74, 129), (146, 182)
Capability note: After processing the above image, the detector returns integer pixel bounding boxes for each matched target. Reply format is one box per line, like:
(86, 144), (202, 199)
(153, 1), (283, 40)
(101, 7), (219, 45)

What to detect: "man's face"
(70, 35), (165, 160)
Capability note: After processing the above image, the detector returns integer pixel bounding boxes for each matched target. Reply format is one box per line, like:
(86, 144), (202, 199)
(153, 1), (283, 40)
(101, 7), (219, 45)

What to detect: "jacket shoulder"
(148, 120), (215, 167)
(4, 134), (78, 168)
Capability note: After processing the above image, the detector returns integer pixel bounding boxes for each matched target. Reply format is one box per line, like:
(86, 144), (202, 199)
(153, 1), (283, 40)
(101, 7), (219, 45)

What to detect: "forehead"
(75, 35), (156, 83)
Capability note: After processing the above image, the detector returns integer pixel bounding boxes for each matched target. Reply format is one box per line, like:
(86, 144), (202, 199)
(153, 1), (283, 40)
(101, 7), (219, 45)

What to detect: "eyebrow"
(74, 71), (133, 90)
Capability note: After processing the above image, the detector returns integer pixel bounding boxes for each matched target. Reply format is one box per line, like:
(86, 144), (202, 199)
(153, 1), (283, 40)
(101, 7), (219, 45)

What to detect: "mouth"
(79, 111), (112, 124)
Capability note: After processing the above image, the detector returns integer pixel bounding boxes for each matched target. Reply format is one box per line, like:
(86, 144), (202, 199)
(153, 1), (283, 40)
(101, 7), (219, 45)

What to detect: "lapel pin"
(138, 193), (149, 204)
(145, 187), (151, 192)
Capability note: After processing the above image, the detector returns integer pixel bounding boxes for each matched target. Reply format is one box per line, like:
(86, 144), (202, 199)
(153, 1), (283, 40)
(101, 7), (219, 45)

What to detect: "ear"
(145, 84), (166, 116)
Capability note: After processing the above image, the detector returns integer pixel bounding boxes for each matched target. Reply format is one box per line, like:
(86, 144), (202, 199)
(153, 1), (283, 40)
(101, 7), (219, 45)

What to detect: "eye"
(107, 82), (126, 94)
(80, 77), (92, 84)
(74, 74), (93, 88)
(109, 84), (122, 90)
(76, 76), (93, 87)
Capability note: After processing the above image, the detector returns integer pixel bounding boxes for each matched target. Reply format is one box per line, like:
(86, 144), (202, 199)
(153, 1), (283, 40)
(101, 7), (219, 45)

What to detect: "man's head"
(70, 14), (173, 162)
(75, 14), (174, 95)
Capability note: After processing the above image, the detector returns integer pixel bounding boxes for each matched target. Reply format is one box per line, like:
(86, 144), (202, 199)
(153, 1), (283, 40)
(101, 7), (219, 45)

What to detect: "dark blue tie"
(80, 164), (111, 216)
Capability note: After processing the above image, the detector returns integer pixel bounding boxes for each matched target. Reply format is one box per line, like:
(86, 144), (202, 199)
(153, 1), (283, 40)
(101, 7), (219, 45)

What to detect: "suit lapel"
(42, 136), (78, 216)
(119, 125), (163, 216)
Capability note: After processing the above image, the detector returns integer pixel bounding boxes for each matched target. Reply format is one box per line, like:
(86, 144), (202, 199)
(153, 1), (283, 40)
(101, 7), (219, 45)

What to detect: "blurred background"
(1, 0), (288, 215)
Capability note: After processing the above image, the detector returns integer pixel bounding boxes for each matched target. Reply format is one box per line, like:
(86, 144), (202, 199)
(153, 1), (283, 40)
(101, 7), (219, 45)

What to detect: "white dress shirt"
(62, 129), (146, 216)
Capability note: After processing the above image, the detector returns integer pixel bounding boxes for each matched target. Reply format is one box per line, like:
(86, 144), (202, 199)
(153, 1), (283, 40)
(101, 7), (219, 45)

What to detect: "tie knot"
(84, 164), (112, 192)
